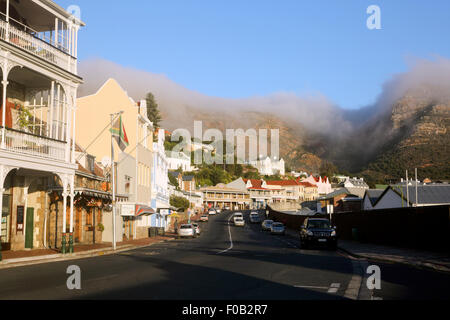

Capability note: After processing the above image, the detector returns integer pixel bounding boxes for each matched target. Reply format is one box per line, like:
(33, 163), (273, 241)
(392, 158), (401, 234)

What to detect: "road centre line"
(217, 214), (234, 255)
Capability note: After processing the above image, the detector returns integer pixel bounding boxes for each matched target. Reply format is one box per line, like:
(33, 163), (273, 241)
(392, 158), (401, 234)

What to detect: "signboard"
(121, 204), (135, 217)
(16, 206), (24, 234)
(160, 209), (169, 216)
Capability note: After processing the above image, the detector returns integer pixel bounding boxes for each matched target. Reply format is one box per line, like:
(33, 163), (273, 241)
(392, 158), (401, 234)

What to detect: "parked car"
(191, 223), (201, 236)
(177, 224), (196, 239)
(233, 212), (243, 223)
(208, 209), (217, 215)
(262, 220), (274, 231)
(216, 208), (222, 214)
(271, 222), (286, 235)
(300, 218), (337, 250)
(200, 215), (209, 222)
(234, 217), (245, 227)
(249, 212), (261, 224)
(224, 206), (230, 211)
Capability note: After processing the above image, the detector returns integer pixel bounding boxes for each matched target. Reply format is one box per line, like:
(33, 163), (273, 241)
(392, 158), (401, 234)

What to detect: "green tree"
(146, 92), (162, 129)
(170, 195), (190, 211)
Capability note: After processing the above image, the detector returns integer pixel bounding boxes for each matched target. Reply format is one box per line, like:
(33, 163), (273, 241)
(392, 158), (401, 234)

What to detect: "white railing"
(1, 128), (66, 162)
(0, 19), (73, 73)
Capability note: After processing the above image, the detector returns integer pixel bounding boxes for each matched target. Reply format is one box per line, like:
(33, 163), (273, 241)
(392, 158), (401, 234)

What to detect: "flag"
(110, 115), (129, 152)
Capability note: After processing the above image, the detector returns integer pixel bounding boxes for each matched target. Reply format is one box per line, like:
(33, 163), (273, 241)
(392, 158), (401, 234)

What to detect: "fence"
(268, 205), (450, 252)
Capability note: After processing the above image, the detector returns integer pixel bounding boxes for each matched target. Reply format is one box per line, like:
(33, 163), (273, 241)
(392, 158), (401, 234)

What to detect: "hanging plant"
(17, 106), (33, 131)
(97, 223), (105, 232)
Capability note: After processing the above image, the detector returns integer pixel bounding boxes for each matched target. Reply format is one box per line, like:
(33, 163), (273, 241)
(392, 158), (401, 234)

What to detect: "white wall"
(373, 189), (403, 210)
(102, 211), (123, 243)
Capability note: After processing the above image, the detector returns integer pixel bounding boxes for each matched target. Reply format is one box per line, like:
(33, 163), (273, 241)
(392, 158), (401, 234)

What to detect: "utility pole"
(406, 170), (409, 208)
(415, 168), (418, 207)
(110, 111), (123, 250)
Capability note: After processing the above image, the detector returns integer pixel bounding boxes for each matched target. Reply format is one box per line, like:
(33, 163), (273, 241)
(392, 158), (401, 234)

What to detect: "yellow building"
(76, 79), (154, 241)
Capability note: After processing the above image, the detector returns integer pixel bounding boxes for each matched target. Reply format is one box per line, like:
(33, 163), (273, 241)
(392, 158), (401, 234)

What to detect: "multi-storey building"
(76, 79), (154, 241)
(0, 1), (84, 252)
(201, 184), (251, 210)
(151, 128), (171, 230)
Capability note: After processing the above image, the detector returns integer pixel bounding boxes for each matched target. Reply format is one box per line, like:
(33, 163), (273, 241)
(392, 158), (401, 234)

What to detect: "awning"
(135, 205), (155, 217)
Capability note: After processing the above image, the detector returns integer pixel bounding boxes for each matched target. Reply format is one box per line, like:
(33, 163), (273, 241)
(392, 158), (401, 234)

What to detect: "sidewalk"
(0, 233), (177, 270)
(284, 227), (450, 273)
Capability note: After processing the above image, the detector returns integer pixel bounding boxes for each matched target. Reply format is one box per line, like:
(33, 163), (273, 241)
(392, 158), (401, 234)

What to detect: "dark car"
(299, 218), (337, 250)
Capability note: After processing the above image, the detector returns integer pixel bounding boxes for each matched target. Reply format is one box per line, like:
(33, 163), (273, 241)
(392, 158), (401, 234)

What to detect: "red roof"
(244, 179), (264, 189)
(298, 182), (317, 188)
(266, 180), (300, 186)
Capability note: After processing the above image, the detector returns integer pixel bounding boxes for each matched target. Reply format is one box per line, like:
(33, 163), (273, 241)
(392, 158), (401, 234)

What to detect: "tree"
(146, 92), (162, 129)
(170, 195), (190, 211)
(320, 161), (338, 178)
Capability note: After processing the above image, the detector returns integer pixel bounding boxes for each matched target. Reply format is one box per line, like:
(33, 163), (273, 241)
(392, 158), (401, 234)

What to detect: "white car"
(270, 222), (286, 235)
(191, 223), (201, 236)
(177, 224), (196, 238)
(249, 212), (261, 224)
(208, 209), (217, 215)
(233, 212), (243, 223)
(234, 217), (245, 227)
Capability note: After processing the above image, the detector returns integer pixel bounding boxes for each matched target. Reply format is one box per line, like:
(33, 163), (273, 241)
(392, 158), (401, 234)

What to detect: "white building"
(249, 157), (285, 176)
(300, 174), (332, 195)
(167, 151), (192, 172)
(0, 0), (84, 251)
(151, 129), (171, 230)
(343, 177), (369, 198)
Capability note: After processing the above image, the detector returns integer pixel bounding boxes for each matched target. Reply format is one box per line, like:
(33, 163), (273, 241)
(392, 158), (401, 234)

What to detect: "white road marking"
(328, 283), (341, 293)
(294, 285), (329, 290)
(217, 214), (234, 255)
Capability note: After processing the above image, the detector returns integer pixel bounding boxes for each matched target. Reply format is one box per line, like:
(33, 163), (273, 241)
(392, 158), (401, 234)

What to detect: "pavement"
(0, 234), (177, 270)
(0, 211), (449, 300)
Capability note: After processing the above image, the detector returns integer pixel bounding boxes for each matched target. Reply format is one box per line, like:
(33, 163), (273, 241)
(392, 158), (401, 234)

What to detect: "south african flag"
(110, 115), (129, 152)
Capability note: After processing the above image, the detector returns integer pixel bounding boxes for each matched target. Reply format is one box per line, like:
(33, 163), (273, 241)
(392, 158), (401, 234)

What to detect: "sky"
(55, 0), (450, 110)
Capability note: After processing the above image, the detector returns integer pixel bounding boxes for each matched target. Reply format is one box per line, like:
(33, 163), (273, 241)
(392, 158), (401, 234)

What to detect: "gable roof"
(364, 189), (385, 206)
(183, 175), (195, 182)
(389, 184), (450, 206)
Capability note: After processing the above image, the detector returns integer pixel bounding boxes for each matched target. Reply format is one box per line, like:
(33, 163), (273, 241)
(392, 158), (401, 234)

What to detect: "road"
(0, 211), (449, 300)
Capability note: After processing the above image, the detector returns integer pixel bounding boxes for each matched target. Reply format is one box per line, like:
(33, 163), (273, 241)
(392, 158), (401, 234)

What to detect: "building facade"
(0, 0), (84, 252)
(201, 184), (251, 210)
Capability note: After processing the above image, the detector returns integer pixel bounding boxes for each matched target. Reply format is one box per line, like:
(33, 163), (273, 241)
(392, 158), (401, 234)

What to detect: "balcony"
(0, 127), (66, 162)
(0, 18), (75, 73)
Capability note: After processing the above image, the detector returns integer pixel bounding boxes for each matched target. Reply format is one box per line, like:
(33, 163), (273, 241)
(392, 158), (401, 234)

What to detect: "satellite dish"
(101, 156), (112, 167)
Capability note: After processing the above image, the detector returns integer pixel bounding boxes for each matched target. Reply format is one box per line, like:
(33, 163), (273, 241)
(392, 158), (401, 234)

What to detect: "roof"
(298, 182), (317, 188)
(319, 188), (354, 199)
(243, 179), (263, 189)
(183, 175), (195, 182)
(266, 180), (300, 186)
(364, 189), (385, 206)
(390, 184), (450, 205)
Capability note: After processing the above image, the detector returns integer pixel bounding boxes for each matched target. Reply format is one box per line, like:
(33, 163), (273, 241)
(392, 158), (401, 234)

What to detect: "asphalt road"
(0, 211), (448, 300)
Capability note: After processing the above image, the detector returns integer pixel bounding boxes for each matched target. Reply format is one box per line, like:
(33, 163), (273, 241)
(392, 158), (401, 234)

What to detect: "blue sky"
(56, 0), (450, 110)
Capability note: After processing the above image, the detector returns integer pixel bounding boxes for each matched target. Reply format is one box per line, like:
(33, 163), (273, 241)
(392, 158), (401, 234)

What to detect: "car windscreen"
(180, 225), (192, 229)
(273, 223), (283, 227)
(265, 220), (273, 224)
(307, 220), (331, 229)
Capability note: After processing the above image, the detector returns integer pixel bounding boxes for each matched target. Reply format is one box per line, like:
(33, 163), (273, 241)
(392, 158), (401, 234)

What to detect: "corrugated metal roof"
(392, 184), (450, 205)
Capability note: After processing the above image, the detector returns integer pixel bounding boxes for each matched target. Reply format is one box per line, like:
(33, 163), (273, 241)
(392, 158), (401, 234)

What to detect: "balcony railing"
(0, 19), (75, 73)
(0, 127), (66, 162)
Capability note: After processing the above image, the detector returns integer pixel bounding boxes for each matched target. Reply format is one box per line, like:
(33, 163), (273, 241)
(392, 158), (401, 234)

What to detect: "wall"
(268, 205), (450, 252)
(102, 211), (123, 243)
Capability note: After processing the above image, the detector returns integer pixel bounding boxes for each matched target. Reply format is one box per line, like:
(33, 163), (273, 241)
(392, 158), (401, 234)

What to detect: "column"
(0, 187), (4, 260)
(71, 105), (76, 163)
(61, 189), (67, 254)
(1, 73), (9, 148)
(68, 175), (74, 253)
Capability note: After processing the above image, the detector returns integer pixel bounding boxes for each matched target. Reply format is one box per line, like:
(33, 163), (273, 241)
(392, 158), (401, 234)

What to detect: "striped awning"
(135, 205), (155, 217)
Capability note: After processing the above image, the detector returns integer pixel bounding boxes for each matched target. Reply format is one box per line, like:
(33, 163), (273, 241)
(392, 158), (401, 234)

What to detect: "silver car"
(271, 222), (286, 235)
(177, 224), (196, 238)
(262, 220), (274, 231)
(191, 223), (201, 236)
(234, 217), (245, 227)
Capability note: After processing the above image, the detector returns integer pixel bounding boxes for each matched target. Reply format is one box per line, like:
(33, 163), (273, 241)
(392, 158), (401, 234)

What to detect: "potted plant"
(97, 223), (105, 232)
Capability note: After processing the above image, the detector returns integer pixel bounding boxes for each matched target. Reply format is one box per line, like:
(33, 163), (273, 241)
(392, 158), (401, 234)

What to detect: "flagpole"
(111, 113), (117, 250)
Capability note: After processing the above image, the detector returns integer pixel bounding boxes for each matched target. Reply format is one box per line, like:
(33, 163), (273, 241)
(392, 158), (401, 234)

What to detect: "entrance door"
(25, 208), (34, 249)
